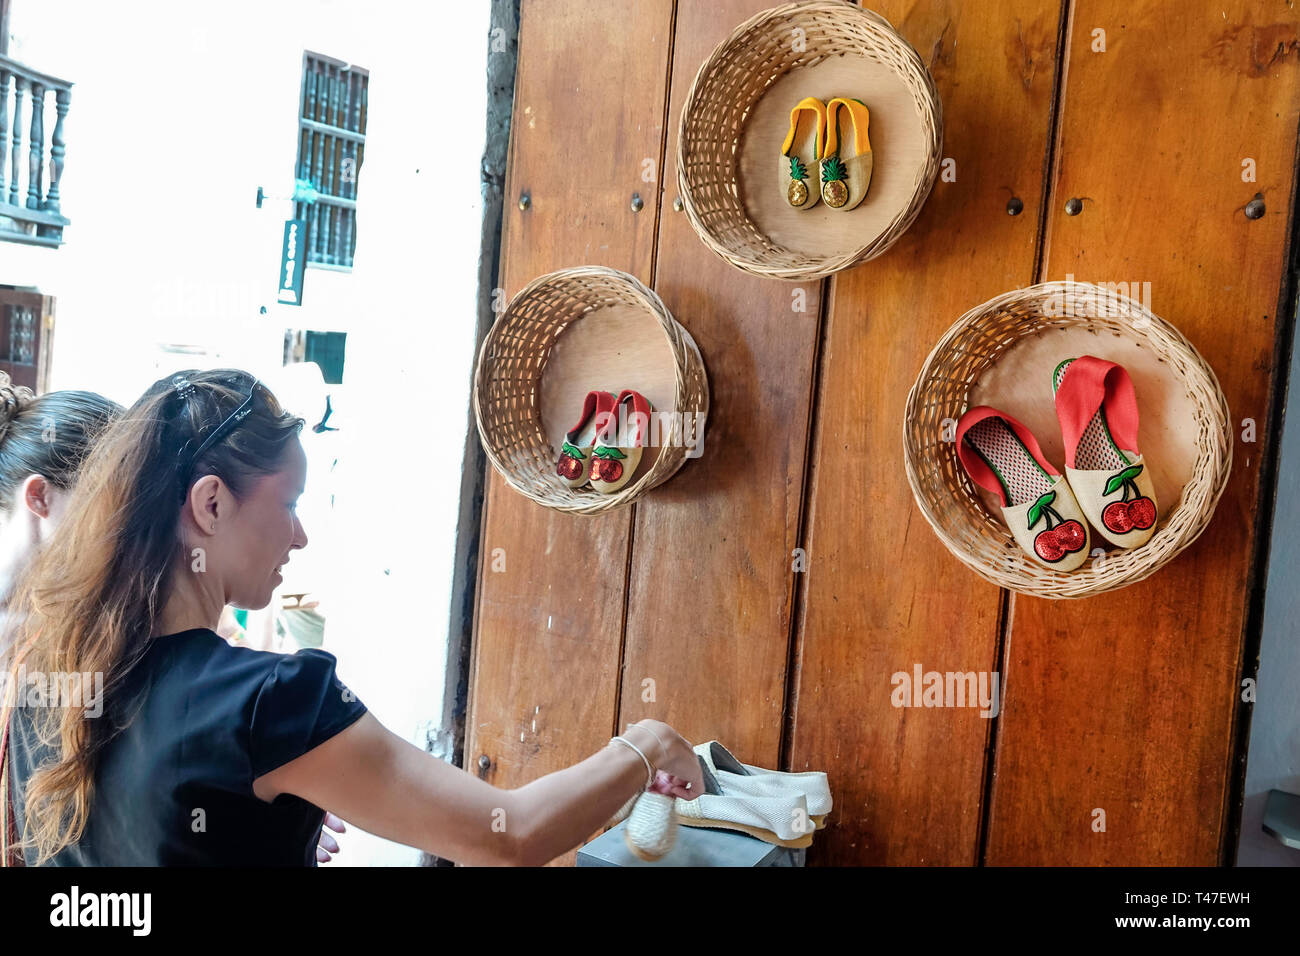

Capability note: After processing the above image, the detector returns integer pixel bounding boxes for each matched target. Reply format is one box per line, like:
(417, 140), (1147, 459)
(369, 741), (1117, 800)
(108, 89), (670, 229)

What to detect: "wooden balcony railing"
(0, 53), (71, 247)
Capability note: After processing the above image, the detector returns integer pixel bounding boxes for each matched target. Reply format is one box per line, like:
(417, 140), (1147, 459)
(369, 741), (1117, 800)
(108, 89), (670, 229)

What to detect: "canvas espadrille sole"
(624, 792), (678, 861)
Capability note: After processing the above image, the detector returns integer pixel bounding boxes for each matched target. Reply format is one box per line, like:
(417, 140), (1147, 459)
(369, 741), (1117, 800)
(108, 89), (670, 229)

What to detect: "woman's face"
(219, 438), (309, 610)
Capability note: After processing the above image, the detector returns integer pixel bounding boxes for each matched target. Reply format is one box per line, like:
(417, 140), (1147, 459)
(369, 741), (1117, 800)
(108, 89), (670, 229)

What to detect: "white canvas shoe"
(670, 750), (818, 847)
(694, 740), (832, 822)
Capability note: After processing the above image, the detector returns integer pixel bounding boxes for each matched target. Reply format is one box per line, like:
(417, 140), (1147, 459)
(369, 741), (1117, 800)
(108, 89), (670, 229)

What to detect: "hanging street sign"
(277, 218), (307, 306)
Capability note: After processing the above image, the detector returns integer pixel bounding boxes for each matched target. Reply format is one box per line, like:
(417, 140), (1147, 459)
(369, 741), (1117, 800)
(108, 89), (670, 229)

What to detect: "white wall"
(1, 0), (492, 865)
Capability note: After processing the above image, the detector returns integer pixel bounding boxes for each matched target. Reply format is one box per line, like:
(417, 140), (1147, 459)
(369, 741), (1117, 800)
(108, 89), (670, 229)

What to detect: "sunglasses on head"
(172, 373), (264, 497)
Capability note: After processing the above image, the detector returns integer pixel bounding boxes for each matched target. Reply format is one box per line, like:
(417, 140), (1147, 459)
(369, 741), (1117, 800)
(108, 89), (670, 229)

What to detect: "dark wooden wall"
(466, 0), (1300, 865)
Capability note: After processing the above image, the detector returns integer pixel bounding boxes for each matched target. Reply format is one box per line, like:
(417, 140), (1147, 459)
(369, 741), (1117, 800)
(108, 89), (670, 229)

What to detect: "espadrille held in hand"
(820, 97), (872, 210)
(1053, 356), (1158, 549)
(590, 389), (653, 495)
(617, 770), (689, 862)
(624, 792), (678, 861)
(556, 390), (617, 489)
(957, 406), (1091, 571)
(780, 96), (826, 209)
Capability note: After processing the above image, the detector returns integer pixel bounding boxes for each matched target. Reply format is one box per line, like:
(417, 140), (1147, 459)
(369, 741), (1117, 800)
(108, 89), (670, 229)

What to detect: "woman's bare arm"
(252, 713), (696, 865)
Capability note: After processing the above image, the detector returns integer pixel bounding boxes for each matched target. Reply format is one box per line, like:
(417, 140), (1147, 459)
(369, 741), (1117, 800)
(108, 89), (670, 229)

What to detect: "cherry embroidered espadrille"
(555, 390), (617, 489)
(589, 389), (654, 495)
(956, 405), (1091, 571)
(1053, 356), (1158, 549)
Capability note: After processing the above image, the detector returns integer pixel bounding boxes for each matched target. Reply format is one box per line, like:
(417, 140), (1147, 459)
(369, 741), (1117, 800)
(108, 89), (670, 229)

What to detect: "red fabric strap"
(611, 389), (653, 446)
(955, 405), (1059, 507)
(564, 390), (616, 444)
(1054, 356), (1140, 469)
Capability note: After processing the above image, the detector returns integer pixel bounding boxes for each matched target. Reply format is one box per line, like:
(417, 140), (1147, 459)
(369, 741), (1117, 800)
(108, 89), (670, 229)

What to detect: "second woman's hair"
(0, 372), (122, 513)
(8, 368), (305, 865)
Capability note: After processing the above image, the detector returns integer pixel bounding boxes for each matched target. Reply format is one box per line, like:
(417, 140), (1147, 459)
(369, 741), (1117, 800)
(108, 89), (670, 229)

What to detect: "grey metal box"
(577, 820), (806, 867)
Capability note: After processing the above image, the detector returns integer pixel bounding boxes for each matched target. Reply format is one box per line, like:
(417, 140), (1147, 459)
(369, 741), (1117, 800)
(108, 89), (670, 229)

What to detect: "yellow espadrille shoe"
(820, 97), (873, 210)
(779, 96), (826, 210)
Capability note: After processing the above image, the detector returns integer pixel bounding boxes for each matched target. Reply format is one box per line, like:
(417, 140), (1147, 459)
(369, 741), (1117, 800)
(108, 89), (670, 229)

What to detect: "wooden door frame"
(0, 286), (55, 394)
(426, 0), (520, 866)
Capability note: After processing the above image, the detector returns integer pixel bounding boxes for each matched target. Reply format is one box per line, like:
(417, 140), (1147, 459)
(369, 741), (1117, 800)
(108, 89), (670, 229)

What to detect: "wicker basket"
(677, 0), (942, 280)
(903, 281), (1232, 599)
(474, 267), (709, 515)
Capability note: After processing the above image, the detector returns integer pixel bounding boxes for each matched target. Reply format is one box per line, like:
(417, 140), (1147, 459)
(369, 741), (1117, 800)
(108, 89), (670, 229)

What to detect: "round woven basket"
(474, 267), (709, 515)
(677, 0), (942, 280)
(903, 281), (1232, 599)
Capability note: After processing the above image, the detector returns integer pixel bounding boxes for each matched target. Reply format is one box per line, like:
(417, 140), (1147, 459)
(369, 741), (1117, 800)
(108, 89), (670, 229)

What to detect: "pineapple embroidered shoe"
(1053, 356), (1158, 549)
(780, 96), (827, 209)
(820, 97), (873, 210)
(555, 390), (617, 489)
(956, 406), (1091, 571)
(589, 389), (653, 495)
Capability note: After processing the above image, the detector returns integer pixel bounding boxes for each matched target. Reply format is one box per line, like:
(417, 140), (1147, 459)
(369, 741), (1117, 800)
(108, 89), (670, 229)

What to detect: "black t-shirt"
(7, 628), (367, 865)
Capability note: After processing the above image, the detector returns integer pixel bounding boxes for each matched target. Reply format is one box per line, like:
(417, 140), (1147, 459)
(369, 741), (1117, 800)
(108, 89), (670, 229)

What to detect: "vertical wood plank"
(465, 0), (675, 865)
(985, 0), (1300, 864)
(616, 0), (824, 768)
(792, 0), (1066, 864)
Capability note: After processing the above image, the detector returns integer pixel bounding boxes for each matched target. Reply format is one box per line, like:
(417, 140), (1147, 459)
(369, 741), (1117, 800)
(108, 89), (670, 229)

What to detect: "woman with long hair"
(4, 369), (701, 865)
(0, 371), (348, 863)
(0, 373), (122, 655)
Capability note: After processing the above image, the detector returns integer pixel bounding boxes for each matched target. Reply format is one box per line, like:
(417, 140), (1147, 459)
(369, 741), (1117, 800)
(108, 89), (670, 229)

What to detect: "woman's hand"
(632, 719), (704, 800)
(314, 812), (346, 863)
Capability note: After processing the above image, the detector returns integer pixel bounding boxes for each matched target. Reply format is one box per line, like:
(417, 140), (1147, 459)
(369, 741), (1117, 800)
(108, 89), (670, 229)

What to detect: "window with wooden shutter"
(294, 51), (367, 270)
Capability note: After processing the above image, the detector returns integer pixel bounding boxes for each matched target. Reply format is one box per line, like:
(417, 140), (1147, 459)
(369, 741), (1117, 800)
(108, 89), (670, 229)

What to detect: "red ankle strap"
(1054, 356), (1140, 469)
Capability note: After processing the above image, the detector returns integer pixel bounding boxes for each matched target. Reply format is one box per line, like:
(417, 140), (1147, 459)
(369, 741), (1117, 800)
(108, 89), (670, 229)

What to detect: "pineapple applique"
(788, 156), (811, 207)
(820, 156), (848, 208)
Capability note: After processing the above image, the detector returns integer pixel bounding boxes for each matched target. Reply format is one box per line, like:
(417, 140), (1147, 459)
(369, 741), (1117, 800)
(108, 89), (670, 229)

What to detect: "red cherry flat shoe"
(956, 406), (1091, 571)
(1053, 356), (1158, 549)
(556, 390), (617, 489)
(590, 389), (653, 495)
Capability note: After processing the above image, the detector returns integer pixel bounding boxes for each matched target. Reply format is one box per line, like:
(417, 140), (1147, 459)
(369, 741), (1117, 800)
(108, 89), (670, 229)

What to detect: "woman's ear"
(20, 473), (54, 519)
(186, 474), (226, 534)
